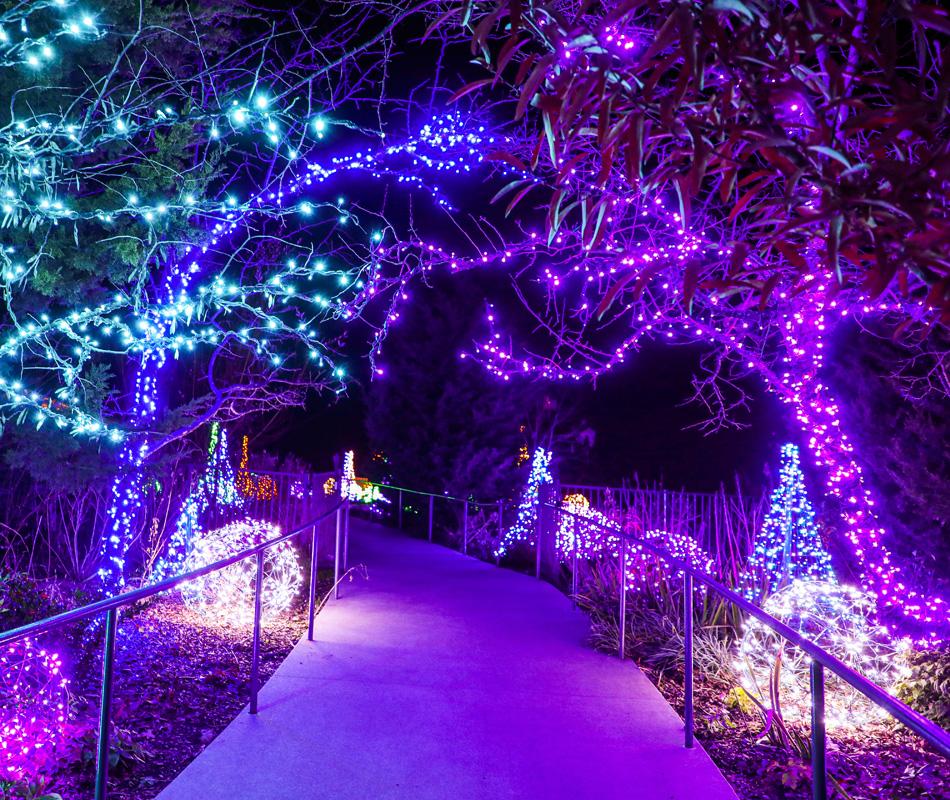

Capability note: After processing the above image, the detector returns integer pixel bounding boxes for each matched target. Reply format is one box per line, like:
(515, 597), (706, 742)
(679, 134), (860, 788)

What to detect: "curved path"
(158, 519), (737, 800)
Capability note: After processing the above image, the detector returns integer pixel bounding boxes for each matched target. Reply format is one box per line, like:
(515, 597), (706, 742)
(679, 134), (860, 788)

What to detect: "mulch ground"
(33, 574), (333, 800)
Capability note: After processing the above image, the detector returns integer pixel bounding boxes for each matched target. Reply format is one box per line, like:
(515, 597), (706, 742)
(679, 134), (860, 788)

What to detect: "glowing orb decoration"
(1, 638), (70, 780)
(736, 580), (911, 728)
(181, 519), (302, 623)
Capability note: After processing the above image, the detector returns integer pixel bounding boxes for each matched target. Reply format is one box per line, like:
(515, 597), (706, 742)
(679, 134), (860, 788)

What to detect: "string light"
(180, 519), (302, 624)
(236, 435), (278, 500)
(495, 447), (553, 558)
(741, 443), (836, 602)
(340, 450), (387, 504)
(556, 493), (712, 595)
(148, 422), (243, 585)
(737, 580), (911, 728)
(0, 637), (69, 781)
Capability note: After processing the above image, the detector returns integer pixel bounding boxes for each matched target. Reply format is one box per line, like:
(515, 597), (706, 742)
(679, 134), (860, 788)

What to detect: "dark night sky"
(266, 340), (790, 493)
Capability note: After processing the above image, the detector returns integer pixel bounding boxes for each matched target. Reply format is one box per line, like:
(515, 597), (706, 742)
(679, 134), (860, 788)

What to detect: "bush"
(896, 646), (950, 728)
(0, 573), (67, 631)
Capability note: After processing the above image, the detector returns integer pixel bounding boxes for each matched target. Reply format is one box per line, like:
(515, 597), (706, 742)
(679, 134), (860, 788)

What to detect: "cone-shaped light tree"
(742, 443), (836, 601)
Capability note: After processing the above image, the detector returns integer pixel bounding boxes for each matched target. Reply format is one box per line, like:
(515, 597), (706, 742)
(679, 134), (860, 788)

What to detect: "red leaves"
(448, 79), (494, 104)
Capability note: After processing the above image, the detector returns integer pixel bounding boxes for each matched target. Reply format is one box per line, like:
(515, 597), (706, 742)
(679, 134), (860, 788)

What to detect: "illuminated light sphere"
(1, 638), (70, 780)
(181, 520), (302, 623)
(737, 580), (910, 728)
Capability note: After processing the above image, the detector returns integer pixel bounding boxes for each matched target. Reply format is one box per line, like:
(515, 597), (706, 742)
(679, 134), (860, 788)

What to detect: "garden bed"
(579, 613), (950, 800)
(9, 577), (332, 800)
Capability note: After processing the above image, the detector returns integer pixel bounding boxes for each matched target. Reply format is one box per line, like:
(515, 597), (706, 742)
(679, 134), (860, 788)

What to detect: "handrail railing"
(551, 504), (950, 773)
(0, 500), (349, 800)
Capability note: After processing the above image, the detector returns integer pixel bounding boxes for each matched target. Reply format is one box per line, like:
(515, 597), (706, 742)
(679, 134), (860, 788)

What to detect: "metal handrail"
(552, 504), (950, 764)
(367, 481), (502, 550)
(0, 500), (348, 800)
(368, 480), (493, 506)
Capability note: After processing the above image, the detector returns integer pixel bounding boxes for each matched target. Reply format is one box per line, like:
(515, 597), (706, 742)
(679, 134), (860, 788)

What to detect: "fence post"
(811, 661), (828, 800)
(462, 500), (469, 555)
(249, 551), (264, 715)
(618, 537), (627, 660)
(428, 494), (434, 543)
(334, 504), (342, 600)
(307, 522), (319, 641)
(397, 490), (403, 529)
(684, 571), (694, 748)
(94, 608), (119, 800)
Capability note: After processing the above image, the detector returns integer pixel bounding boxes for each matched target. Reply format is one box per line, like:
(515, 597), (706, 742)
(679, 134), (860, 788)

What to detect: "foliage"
(827, 327), (950, 579)
(425, 0), (950, 638)
(0, 778), (63, 800)
(895, 645), (950, 728)
(448, 0), (950, 315)
(0, 573), (66, 630)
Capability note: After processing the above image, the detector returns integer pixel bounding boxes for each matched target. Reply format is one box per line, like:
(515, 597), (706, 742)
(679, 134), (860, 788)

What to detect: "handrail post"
(684, 571), (695, 748)
(94, 607), (118, 800)
(571, 534), (578, 608)
(343, 501), (351, 569)
(397, 489), (403, 529)
(428, 494), (434, 543)
(535, 499), (543, 579)
(618, 536), (627, 660)
(249, 551), (264, 714)
(334, 504), (342, 600)
(462, 500), (469, 555)
(307, 522), (319, 641)
(811, 660), (828, 800)
(496, 500), (503, 566)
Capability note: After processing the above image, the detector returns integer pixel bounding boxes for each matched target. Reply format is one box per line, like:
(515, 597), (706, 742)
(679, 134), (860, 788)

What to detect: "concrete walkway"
(158, 520), (737, 800)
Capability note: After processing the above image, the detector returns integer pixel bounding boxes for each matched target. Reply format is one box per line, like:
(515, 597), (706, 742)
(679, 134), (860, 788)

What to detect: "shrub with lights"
(556, 493), (620, 559)
(741, 443), (836, 603)
(622, 529), (714, 597)
(737, 580), (910, 728)
(236, 436), (278, 501)
(495, 447), (553, 558)
(0, 638), (70, 781)
(556, 492), (712, 597)
(180, 519), (302, 624)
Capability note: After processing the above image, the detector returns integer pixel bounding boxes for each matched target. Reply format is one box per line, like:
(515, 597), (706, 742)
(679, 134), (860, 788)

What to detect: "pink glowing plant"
(0, 637), (70, 781)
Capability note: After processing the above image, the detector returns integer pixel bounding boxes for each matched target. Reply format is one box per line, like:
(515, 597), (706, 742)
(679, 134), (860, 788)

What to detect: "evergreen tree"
(742, 443), (836, 601)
